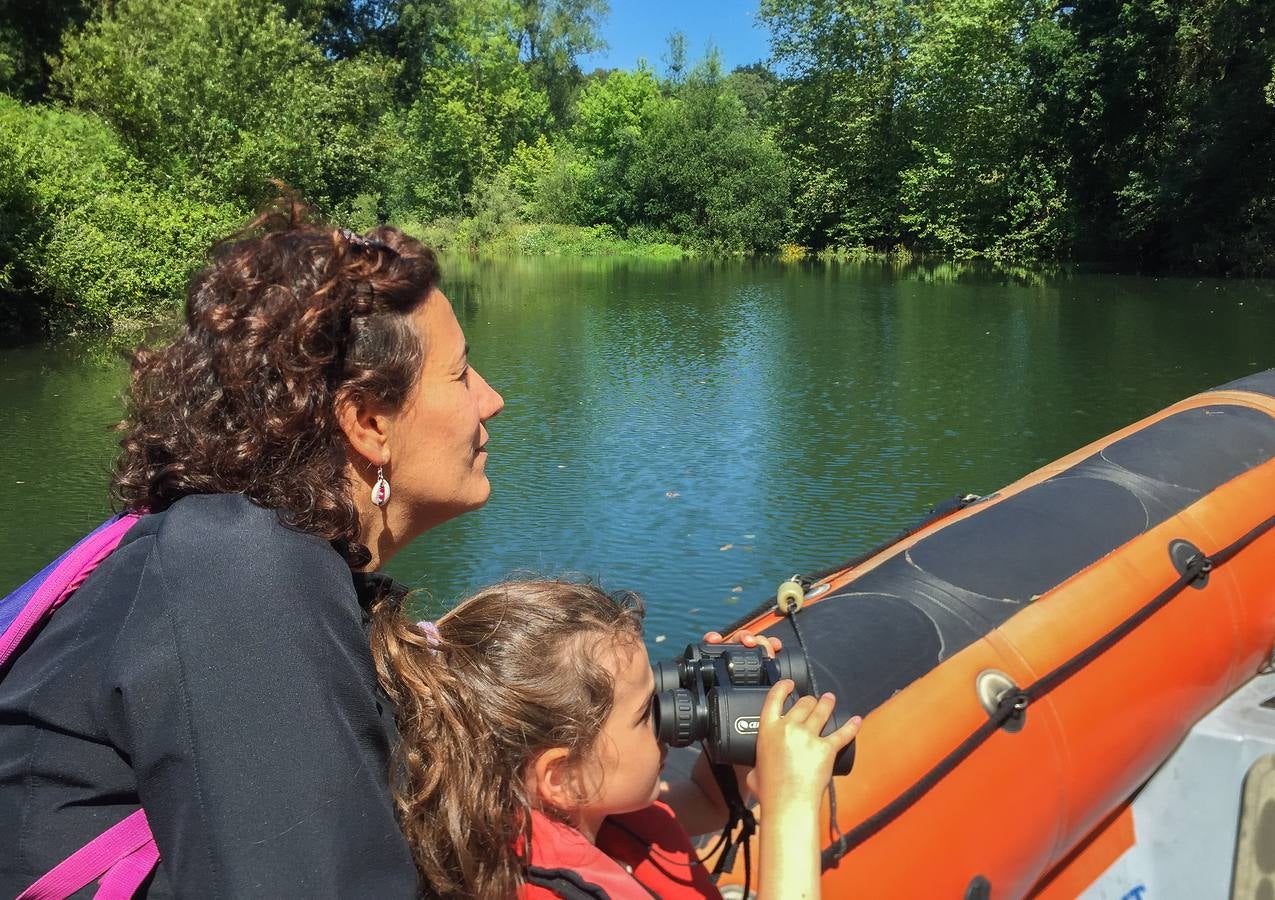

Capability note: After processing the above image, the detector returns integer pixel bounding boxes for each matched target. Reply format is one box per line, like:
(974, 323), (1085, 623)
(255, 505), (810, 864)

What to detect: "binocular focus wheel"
(777, 580), (805, 614)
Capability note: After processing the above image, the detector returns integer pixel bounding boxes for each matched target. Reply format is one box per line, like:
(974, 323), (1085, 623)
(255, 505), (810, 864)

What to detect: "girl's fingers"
(751, 634), (781, 658)
(827, 714), (863, 749)
(785, 692), (819, 724)
(702, 630), (783, 658)
(762, 679), (795, 723)
(804, 692), (838, 732)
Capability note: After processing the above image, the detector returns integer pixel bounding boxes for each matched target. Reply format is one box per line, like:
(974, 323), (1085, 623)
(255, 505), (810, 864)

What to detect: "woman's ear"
(337, 393), (391, 468)
(526, 748), (579, 814)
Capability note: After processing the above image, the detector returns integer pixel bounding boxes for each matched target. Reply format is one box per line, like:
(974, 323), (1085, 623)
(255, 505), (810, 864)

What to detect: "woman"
(0, 199), (502, 897)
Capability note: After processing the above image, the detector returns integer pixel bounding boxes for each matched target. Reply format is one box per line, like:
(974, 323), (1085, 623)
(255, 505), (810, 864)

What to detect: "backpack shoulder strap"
(0, 514), (141, 671)
(17, 809), (157, 900)
(4, 514), (157, 899)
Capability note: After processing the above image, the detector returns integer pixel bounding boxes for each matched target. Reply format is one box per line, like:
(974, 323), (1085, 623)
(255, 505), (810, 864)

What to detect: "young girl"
(369, 579), (861, 899)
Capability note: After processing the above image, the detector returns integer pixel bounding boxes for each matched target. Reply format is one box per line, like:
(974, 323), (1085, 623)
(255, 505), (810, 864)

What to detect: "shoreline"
(7, 237), (1275, 339)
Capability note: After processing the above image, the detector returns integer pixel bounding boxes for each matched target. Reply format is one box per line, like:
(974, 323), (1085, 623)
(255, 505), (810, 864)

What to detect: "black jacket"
(0, 494), (420, 898)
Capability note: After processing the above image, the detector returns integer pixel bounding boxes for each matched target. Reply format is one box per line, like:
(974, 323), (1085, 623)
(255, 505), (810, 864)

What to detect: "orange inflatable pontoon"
(713, 370), (1275, 898)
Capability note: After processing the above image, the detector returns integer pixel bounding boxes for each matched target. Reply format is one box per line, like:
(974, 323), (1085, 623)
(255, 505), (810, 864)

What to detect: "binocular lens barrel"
(652, 683), (856, 776)
(650, 641), (856, 776)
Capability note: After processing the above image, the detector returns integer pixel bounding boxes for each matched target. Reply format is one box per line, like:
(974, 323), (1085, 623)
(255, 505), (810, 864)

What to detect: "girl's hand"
(701, 629), (784, 803)
(703, 629), (783, 657)
(749, 680), (861, 809)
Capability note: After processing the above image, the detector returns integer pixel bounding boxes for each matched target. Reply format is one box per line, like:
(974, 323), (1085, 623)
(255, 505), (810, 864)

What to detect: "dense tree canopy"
(762, 0), (1275, 272)
(1, 0), (1272, 329)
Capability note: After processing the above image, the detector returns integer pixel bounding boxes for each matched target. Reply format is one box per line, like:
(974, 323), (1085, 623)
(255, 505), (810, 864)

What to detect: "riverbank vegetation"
(2, 0), (1273, 330)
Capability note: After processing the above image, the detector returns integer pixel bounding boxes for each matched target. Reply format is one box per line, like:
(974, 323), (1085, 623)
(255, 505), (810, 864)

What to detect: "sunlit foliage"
(0, 0), (1271, 329)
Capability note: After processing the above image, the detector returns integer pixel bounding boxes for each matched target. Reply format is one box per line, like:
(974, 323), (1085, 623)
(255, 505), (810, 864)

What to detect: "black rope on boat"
(820, 511), (1275, 870)
(786, 606), (846, 849)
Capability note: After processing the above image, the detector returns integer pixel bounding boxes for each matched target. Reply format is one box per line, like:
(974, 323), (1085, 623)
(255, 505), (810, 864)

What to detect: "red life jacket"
(520, 802), (723, 900)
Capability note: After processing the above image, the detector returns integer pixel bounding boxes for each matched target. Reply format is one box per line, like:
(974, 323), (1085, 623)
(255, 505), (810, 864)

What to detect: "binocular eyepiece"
(651, 642), (856, 776)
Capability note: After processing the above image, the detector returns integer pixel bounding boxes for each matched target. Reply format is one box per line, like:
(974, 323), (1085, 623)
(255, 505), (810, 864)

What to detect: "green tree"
(390, 0), (549, 216)
(899, 0), (1071, 261)
(727, 62), (779, 125)
(540, 64), (662, 223)
(760, 0), (921, 248)
(626, 53), (791, 250)
(512, 0), (609, 125)
(1060, 0), (1275, 273)
(663, 30), (688, 87)
(0, 0), (93, 101)
(55, 0), (400, 209)
(571, 63), (662, 156)
(0, 97), (238, 329)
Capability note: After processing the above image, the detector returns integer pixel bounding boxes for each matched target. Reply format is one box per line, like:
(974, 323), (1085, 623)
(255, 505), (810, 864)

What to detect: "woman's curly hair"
(111, 196), (440, 567)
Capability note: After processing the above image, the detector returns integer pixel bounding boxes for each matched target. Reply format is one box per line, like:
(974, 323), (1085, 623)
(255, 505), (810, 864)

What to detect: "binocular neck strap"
(707, 760), (756, 896)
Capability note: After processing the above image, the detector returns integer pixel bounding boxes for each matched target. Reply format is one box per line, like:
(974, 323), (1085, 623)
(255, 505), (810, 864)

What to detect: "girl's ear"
(526, 747), (578, 813)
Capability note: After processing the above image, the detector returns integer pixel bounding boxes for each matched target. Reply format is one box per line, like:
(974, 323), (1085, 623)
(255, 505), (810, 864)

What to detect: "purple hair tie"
(416, 620), (441, 651)
(339, 228), (397, 256)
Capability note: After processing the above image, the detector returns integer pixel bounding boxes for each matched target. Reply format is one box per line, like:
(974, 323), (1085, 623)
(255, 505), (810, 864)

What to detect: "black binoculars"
(651, 642), (856, 775)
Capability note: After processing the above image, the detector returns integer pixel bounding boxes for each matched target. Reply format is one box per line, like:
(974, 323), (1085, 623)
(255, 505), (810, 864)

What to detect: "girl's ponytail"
(368, 593), (520, 898)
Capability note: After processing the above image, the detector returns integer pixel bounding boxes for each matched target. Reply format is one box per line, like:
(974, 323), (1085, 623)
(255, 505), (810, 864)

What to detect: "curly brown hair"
(111, 197), (440, 567)
(369, 580), (646, 899)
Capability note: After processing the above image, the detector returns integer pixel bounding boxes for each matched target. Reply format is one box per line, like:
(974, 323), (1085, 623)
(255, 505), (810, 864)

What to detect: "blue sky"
(582, 0), (771, 75)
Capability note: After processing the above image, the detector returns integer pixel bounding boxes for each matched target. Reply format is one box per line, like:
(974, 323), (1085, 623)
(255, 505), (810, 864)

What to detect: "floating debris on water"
(557, 464), (567, 469)
(719, 543), (733, 551)
(688, 608), (700, 615)
(731, 586), (743, 593)
(654, 635), (666, 643)
(665, 491), (680, 498)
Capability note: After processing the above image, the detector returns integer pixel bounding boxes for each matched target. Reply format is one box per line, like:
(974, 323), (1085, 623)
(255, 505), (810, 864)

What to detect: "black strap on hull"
(821, 512), (1275, 870)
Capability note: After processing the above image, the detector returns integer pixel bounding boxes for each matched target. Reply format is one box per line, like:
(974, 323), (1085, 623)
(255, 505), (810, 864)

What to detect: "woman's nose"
(476, 369), (504, 419)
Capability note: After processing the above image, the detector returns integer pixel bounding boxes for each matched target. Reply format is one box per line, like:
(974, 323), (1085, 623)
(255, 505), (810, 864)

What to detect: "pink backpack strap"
(0, 514), (141, 670)
(94, 840), (160, 899)
(17, 809), (158, 899)
(5, 513), (156, 898)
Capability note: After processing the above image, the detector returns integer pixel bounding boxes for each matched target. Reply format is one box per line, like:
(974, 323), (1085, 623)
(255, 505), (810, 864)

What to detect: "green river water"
(3, 257), (1274, 651)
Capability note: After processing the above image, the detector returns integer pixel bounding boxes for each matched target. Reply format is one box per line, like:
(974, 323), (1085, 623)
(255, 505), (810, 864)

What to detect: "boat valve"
(777, 577), (806, 614)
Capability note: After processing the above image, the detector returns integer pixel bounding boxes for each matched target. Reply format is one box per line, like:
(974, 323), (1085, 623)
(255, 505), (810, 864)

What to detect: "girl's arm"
(752, 681), (861, 900)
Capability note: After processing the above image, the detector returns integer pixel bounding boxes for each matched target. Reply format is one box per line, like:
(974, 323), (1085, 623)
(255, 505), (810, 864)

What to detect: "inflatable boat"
(710, 370), (1275, 898)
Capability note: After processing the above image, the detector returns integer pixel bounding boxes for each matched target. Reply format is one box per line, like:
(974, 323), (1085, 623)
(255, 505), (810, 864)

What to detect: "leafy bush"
(0, 97), (240, 330)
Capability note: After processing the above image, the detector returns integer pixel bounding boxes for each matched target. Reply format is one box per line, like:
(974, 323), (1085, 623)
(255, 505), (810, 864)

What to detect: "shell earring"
(371, 466), (391, 507)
